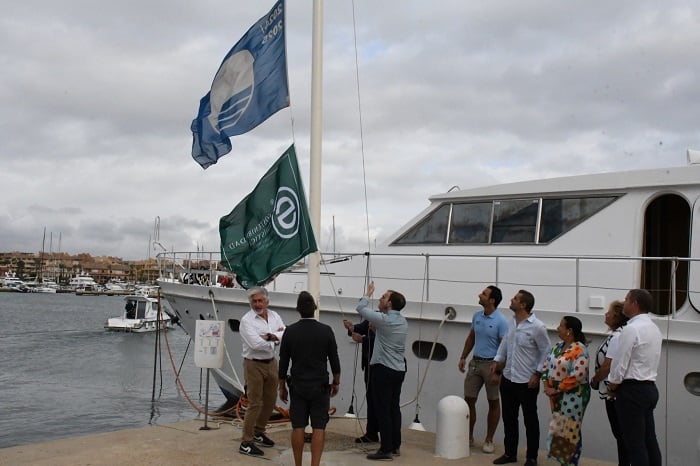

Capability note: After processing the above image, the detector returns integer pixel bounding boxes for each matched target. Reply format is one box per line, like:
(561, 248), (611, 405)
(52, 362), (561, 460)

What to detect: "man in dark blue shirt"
(343, 318), (378, 443)
(279, 291), (341, 466)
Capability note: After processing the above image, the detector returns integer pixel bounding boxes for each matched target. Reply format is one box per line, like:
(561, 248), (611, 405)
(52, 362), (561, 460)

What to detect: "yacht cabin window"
(394, 204), (450, 244)
(492, 199), (539, 243)
(394, 195), (618, 245)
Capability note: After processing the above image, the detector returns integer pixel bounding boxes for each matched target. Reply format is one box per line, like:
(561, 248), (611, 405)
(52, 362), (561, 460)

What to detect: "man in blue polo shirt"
(458, 285), (509, 454)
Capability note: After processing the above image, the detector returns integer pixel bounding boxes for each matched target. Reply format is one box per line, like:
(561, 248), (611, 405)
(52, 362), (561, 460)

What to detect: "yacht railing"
(157, 250), (700, 318)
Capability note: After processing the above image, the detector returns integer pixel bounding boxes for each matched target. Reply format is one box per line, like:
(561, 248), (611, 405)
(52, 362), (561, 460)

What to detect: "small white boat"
(104, 279), (132, 296)
(75, 284), (103, 296)
(104, 295), (173, 333)
(32, 284), (58, 293)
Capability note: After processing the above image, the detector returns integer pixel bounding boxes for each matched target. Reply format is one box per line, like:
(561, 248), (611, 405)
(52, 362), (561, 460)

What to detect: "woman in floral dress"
(541, 316), (591, 466)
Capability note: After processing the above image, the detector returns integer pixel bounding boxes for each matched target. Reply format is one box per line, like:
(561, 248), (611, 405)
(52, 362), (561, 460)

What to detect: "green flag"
(219, 144), (318, 288)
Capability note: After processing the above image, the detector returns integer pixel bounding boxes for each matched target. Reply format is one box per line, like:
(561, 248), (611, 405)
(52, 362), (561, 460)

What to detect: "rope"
(157, 299), (336, 423)
(349, 0), (372, 253)
(161, 316), (235, 416)
(401, 258), (429, 418)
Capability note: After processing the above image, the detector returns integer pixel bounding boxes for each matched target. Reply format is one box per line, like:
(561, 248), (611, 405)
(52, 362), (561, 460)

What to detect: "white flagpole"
(309, 0), (323, 318)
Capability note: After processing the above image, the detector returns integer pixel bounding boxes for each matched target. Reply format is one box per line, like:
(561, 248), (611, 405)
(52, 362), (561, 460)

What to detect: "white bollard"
(434, 395), (470, 459)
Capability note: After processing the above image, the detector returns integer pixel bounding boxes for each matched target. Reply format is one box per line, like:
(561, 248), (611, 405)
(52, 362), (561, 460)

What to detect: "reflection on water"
(0, 292), (225, 448)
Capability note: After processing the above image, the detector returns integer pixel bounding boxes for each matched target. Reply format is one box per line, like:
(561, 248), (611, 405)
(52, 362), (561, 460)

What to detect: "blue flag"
(191, 0), (289, 169)
(219, 145), (318, 288)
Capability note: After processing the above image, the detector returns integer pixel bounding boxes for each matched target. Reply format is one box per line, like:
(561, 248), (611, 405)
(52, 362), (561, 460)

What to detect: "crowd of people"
(236, 283), (663, 466)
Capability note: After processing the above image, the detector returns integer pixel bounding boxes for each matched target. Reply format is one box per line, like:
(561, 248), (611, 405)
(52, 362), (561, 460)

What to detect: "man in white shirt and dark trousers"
(607, 289), (662, 466)
(491, 290), (551, 466)
(238, 287), (286, 457)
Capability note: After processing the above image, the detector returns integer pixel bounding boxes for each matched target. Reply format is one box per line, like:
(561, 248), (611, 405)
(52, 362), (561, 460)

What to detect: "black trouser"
(363, 366), (378, 437)
(370, 363), (405, 453)
(605, 398), (628, 466)
(499, 376), (540, 460)
(615, 381), (662, 466)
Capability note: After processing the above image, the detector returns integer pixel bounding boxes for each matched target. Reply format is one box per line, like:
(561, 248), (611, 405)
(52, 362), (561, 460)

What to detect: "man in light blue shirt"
(491, 290), (550, 466)
(356, 281), (408, 461)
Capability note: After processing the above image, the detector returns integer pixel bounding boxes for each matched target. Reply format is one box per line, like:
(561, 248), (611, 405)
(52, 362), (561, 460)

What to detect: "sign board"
(194, 320), (225, 369)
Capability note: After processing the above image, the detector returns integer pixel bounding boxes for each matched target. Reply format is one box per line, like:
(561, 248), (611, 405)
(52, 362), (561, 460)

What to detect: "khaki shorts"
(463, 358), (500, 401)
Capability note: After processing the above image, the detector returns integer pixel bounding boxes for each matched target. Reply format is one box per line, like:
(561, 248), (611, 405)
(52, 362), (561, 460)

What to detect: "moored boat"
(155, 1), (699, 463)
(1, 272), (28, 292)
(104, 295), (173, 333)
(158, 162), (700, 465)
(104, 279), (132, 295)
(75, 284), (104, 296)
(69, 272), (99, 291)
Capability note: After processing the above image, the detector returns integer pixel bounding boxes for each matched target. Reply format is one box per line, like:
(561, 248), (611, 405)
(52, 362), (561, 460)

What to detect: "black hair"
(297, 291), (316, 318)
(487, 285), (503, 308)
(563, 315), (587, 343)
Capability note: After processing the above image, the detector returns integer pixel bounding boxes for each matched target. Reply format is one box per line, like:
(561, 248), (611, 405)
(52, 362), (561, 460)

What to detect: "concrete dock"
(1, 416), (615, 466)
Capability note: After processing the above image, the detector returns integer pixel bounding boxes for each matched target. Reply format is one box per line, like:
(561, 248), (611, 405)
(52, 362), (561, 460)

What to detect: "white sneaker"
(482, 441), (495, 453)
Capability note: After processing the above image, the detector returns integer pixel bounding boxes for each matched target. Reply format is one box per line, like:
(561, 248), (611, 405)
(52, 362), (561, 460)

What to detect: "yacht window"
(539, 197), (617, 243)
(411, 340), (448, 361)
(492, 199), (539, 243)
(395, 204), (450, 244)
(684, 372), (700, 397)
(448, 202), (491, 244)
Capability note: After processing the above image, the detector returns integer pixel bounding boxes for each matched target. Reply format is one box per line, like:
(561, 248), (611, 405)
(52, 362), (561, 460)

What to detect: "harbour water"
(0, 292), (225, 448)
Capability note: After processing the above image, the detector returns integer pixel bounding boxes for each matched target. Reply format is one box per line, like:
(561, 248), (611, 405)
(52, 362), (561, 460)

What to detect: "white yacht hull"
(159, 164), (700, 464)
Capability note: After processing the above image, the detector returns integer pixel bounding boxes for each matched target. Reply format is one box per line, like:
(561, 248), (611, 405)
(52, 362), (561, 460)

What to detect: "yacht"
(158, 162), (700, 465)
(69, 272), (99, 290)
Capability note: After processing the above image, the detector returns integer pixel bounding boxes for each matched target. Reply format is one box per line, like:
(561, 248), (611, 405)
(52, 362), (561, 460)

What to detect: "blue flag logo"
(191, 0), (289, 169)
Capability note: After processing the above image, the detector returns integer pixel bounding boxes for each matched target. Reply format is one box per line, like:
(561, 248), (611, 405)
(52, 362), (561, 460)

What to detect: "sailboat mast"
(39, 226), (46, 282)
(308, 0), (323, 317)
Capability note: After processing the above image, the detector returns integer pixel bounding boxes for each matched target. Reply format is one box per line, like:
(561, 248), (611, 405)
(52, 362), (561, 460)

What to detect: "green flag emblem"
(219, 144), (318, 288)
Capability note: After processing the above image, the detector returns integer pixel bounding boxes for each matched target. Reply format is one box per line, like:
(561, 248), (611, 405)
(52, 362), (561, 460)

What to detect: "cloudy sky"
(1, 0), (699, 260)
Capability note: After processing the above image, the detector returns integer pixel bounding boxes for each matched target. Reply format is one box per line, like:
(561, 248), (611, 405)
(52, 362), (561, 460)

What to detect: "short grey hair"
(247, 286), (268, 303)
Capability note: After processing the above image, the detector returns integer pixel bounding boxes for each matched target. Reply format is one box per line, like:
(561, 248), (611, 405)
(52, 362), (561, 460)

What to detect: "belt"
(245, 357), (274, 364)
(621, 379), (654, 385)
(473, 356), (494, 361)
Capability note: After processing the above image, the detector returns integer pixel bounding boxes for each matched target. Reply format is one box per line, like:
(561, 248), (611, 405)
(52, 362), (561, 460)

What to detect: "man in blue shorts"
(279, 291), (341, 466)
(458, 285), (509, 453)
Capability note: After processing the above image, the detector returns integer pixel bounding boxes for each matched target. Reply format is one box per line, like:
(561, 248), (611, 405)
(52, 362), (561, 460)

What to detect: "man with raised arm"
(342, 317), (378, 444)
(356, 281), (408, 461)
